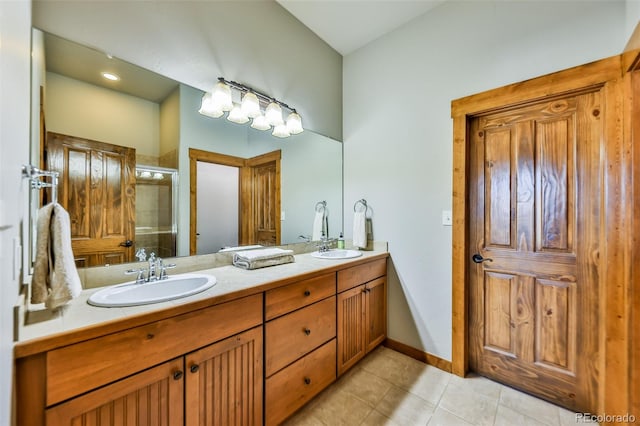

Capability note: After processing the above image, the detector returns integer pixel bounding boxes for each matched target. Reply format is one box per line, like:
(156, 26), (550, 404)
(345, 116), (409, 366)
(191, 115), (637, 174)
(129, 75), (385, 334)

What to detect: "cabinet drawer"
(46, 294), (262, 406)
(265, 339), (336, 426)
(265, 296), (336, 377)
(265, 272), (335, 320)
(337, 258), (386, 293)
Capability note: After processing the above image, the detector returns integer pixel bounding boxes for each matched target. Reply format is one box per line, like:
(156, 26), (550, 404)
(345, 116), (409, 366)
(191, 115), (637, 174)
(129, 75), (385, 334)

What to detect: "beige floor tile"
(438, 380), (498, 426)
(448, 373), (502, 401)
(428, 407), (474, 426)
(499, 386), (560, 426)
(376, 386), (435, 426)
(494, 404), (551, 426)
(360, 410), (400, 426)
(334, 366), (393, 407)
(404, 364), (451, 406)
(311, 389), (374, 426)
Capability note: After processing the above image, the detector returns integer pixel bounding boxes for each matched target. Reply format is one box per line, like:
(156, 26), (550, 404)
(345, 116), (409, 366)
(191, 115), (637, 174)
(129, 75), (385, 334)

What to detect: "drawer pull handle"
(304, 328), (311, 335)
(304, 290), (311, 296)
(190, 364), (200, 373)
(304, 377), (311, 385)
(173, 370), (184, 381)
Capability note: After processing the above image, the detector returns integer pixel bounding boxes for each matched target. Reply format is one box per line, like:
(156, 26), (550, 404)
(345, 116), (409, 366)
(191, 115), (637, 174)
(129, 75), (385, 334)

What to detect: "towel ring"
(353, 199), (368, 213)
(315, 200), (327, 213)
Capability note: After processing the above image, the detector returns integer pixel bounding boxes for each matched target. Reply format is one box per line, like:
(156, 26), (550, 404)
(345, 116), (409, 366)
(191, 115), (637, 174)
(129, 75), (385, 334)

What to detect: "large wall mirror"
(27, 29), (343, 272)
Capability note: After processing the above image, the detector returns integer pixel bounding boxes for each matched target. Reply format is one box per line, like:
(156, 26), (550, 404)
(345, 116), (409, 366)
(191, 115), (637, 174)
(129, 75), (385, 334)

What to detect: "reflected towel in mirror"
(232, 247), (294, 270)
(312, 210), (324, 241)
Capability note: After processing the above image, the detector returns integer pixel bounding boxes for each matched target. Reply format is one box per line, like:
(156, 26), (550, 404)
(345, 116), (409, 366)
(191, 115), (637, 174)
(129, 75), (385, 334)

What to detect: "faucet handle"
(148, 252), (156, 262)
(159, 261), (177, 280)
(125, 268), (146, 284)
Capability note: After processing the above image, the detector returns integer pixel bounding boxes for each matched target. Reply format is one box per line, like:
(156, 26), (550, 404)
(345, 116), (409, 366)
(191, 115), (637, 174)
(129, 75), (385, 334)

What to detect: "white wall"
(32, 1), (343, 141)
(343, 0), (626, 360)
(46, 72), (160, 156)
(0, 1), (31, 425)
(626, 0), (640, 41)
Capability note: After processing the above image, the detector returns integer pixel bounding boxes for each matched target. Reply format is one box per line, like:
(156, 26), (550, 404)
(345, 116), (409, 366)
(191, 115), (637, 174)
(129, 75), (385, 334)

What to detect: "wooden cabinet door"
(468, 92), (601, 411)
(45, 358), (184, 426)
(365, 277), (386, 353)
(337, 284), (366, 376)
(185, 326), (263, 426)
(46, 132), (136, 267)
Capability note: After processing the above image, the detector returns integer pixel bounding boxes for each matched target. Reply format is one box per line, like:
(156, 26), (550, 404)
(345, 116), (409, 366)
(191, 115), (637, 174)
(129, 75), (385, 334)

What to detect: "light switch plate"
(442, 210), (452, 226)
(281, 210), (286, 221)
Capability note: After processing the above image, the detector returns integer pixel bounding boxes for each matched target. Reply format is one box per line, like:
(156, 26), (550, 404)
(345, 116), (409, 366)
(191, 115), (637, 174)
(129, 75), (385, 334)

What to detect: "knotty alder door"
(46, 132), (136, 267)
(468, 90), (601, 411)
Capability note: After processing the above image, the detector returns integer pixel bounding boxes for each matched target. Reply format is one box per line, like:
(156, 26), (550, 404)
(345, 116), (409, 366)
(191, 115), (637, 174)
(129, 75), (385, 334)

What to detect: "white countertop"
(16, 249), (388, 357)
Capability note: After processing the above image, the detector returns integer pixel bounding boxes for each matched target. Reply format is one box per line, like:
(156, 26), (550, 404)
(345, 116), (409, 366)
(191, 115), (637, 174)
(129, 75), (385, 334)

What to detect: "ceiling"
(43, 1), (444, 103)
(276, 0), (445, 55)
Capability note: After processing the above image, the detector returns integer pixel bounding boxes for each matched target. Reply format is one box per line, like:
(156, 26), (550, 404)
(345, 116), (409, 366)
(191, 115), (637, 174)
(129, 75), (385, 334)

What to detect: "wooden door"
(185, 326), (263, 426)
(45, 358), (184, 425)
(365, 277), (386, 353)
(468, 91), (601, 411)
(337, 285), (365, 376)
(46, 132), (136, 267)
(246, 151), (281, 246)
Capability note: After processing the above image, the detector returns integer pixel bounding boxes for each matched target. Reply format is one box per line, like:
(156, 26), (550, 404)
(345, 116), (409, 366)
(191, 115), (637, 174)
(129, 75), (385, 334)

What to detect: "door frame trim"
(450, 51), (636, 416)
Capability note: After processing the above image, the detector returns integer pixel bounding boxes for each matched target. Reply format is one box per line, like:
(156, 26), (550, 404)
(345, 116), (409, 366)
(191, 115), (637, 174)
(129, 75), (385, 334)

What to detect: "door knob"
(119, 239), (133, 247)
(472, 254), (493, 263)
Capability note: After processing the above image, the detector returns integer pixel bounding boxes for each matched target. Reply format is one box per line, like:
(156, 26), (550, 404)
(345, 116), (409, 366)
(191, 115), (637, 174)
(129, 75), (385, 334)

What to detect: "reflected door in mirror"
(46, 132), (136, 267)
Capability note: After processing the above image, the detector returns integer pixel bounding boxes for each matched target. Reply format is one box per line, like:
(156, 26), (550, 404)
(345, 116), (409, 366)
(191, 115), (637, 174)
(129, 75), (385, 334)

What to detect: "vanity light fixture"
(199, 77), (303, 138)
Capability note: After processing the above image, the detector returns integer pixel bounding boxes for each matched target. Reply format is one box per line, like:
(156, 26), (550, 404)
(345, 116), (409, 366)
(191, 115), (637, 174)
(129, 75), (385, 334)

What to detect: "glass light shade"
(212, 81), (233, 111)
(241, 92), (261, 118)
(272, 124), (291, 138)
(251, 114), (271, 131)
(265, 102), (284, 126)
(286, 112), (303, 135)
(198, 93), (224, 118)
(227, 105), (249, 124)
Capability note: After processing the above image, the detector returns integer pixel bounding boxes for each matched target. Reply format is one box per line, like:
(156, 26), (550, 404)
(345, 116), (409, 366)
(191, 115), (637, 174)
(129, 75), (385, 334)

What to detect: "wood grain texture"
(15, 353), (46, 426)
(265, 339), (336, 426)
(46, 294), (262, 405)
(337, 258), (386, 293)
(383, 338), (453, 373)
(185, 326), (263, 426)
(337, 285), (366, 376)
(468, 90), (601, 412)
(630, 65), (640, 420)
(46, 132), (136, 266)
(45, 358), (184, 426)
(265, 296), (336, 376)
(451, 52), (637, 418)
(265, 272), (336, 320)
(188, 148), (281, 253)
(365, 277), (387, 353)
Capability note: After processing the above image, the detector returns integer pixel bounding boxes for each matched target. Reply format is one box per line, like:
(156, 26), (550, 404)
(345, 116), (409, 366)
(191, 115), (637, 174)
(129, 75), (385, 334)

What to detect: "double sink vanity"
(15, 247), (388, 425)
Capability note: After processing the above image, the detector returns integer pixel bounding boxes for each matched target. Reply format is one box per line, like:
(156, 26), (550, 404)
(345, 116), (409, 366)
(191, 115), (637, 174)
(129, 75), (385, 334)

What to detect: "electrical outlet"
(281, 210), (286, 221)
(442, 210), (452, 226)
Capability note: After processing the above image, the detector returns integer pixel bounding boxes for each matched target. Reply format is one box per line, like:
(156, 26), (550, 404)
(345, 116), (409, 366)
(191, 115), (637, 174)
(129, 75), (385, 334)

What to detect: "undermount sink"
(310, 249), (363, 260)
(88, 273), (216, 307)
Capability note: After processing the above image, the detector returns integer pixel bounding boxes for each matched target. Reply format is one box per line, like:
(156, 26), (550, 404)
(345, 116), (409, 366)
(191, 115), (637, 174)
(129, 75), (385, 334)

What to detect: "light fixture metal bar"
(218, 77), (297, 113)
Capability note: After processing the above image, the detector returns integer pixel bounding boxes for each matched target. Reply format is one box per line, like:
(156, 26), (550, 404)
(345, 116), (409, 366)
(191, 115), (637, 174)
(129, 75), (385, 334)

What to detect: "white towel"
(353, 210), (367, 249)
(312, 210), (324, 241)
(32, 203), (82, 309)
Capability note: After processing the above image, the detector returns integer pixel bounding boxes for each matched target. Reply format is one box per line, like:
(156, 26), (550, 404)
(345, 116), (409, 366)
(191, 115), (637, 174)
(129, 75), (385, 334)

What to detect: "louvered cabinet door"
(45, 359), (184, 426)
(185, 326), (263, 426)
(337, 285), (366, 376)
(365, 277), (387, 353)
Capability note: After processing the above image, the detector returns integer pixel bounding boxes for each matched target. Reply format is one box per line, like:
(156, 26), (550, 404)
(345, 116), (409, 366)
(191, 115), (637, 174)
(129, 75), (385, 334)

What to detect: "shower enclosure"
(135, 165), (178, 258)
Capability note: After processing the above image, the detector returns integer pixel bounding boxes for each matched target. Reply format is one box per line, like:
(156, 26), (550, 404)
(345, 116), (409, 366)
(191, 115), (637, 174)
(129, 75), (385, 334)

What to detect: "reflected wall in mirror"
(28, 29), (343, 272)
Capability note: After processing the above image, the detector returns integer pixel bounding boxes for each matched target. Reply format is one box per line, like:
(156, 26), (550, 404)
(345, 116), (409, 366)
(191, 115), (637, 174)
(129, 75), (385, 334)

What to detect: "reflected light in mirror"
(241, 91), (261, 118)
(198, 93), (224, 118)
(251, 114), (271, 131)
(101, 71), (120, 81)
(227, 105), (249, 124)
(265, 102), (284, 126)
(272, 123), (290, 138)
(212, 81), (233, 111)
(286, 112), (303, 135)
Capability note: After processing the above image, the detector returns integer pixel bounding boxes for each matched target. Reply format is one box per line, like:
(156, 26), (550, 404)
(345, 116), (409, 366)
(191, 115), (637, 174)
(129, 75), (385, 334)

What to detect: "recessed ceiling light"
(101, 72), (120, 81)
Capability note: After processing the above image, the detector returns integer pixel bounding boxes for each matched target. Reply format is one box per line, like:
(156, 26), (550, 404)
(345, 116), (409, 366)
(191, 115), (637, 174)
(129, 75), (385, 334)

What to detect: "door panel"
(469, 91), (600, 412)
(46, 132), (136, 267)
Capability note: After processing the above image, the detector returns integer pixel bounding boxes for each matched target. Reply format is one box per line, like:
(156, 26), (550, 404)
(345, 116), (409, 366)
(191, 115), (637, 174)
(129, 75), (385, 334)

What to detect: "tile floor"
(284, 346), (594, 426)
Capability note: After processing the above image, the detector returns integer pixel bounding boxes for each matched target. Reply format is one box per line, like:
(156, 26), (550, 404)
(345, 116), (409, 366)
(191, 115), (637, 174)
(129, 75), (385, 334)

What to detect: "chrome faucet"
(146, 252), (157, 281)
(317, 235), (337, 252)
